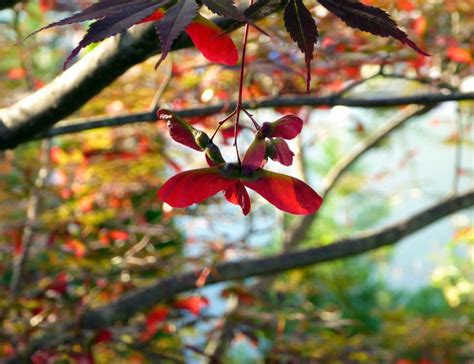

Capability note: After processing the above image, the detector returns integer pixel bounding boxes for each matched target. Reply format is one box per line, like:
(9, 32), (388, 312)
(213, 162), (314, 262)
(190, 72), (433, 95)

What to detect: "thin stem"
(233, 3), (252, 164)
(210, 110), (237, 141)
(9, 139), (52, 297)
(452, 106), (463, 194)
(241, 107), (260, 130)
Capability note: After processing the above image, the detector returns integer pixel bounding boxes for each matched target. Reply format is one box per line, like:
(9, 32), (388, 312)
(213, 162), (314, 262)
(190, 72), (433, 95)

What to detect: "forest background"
(0, 0), (473, 362)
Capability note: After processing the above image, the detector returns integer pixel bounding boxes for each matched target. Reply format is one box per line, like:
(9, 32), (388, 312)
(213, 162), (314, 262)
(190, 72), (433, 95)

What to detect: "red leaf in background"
(93, 329), (113, 344)
(39, 0), (58, 12)
(261, 115), (303, 140)
(46, 272), (69, 295)
(243, 170), (323, 215)
(32, 350), (60, 364)
(185, 15), (239, 66)
(158, 167), (234, 208)
(64, 239), (87, 258)
(396, 0), (415, 11)
(7, 67), (26, 80)
(70, 351), (95, 364)
(147, 307), (169, 328)
(7, 229), (23, 256)
(447, 47), (472, 64)
(413, 16), (427, 37)
(224, 181), (251, 215)
(174, 296), (209, 316)
(267, 138), (294, 166)
(221, 125), (244, 145)
(141, 307), (169, 341)
(108, 230), (129, 241)
(49, 146), (65, 164)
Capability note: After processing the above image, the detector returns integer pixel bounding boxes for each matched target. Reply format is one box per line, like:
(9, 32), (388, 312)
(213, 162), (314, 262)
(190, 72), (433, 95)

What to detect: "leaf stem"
(210, 109), (237, 141)
(233, 3), (252, 164)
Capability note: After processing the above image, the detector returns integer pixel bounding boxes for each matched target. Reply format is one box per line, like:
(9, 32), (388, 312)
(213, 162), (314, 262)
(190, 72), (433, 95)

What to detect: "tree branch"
(282, 104), (435, 249)
(8, 189), (473, 362)
(0, 3), (279, 150)
(80, 191), (474, 324)
(23, 91), (474, 145)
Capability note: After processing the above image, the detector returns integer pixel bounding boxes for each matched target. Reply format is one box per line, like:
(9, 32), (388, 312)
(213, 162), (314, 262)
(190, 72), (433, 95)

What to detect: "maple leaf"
(30, 0), (167, 68)
(284, 0), (319, 93)
(317, 0), (429, 56)
(155, 0), (199, 67)
(29, 0), (243, 68)
(202, 0), (268, 35)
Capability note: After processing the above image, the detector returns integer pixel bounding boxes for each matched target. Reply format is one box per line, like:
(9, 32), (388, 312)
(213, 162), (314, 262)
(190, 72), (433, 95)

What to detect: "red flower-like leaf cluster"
(157, 110), (323, 216)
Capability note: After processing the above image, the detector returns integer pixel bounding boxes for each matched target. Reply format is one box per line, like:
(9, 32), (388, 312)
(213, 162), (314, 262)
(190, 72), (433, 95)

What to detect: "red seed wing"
(243, 170), (322, 215)
(158, 167), (234, 208)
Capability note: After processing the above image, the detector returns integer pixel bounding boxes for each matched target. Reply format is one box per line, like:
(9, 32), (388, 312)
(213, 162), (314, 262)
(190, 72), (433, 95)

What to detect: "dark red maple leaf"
(29, 0), (246, 68)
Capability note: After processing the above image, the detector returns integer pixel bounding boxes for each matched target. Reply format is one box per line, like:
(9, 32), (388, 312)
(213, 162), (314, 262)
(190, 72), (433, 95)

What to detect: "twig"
(452, 107), (464, 194)
(27, 91), (474, 143)
(282, 104), (435, 250)
(9, 139), (51, 297)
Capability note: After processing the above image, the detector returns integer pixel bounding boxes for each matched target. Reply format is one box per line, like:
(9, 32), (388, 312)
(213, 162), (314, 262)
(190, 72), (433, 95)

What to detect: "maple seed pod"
(195, 132), (210, 150)
(205, 143), (225, 166)
(266, 138), (294, 166)
(158, 109), (210, 152)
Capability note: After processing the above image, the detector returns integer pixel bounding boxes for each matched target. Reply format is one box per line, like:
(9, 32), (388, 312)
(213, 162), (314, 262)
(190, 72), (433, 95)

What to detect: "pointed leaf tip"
(284, 0), (318, 92)
(317, 0), (429, 56)
(155, 0), (198, 67)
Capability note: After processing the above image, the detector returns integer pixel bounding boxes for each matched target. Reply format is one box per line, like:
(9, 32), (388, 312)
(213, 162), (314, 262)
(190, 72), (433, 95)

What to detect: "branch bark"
(0, 2), (280, 150)
(80, 191), (474, 324)
(0, 24), (164, 150)
(24, 91), (474, 144)
(7, 189), (473, 362)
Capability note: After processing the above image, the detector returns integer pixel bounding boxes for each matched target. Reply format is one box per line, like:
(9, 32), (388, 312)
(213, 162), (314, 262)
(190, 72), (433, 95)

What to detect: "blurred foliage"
(0, 0), (473, 363)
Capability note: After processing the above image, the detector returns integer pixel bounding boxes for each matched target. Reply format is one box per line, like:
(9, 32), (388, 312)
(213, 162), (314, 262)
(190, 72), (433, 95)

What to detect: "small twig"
(149, 55), (173, 112)
(9, 139), (52, 297)
(452, 106), (464, 194)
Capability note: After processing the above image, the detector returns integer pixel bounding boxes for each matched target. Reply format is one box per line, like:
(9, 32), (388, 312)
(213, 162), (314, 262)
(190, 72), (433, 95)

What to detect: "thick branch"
(0, 3), (279, 150)
(27, 91), (474, 143)
(81, 190), (474, 325)
(0, 24), (161, 149)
